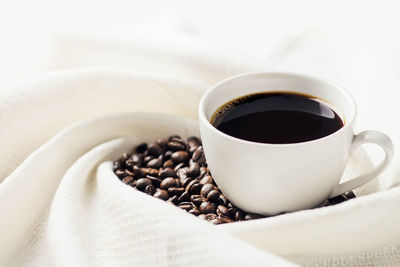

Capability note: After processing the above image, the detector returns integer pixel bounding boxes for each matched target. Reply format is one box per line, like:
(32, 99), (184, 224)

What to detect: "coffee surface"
(211, 92), (343, 144)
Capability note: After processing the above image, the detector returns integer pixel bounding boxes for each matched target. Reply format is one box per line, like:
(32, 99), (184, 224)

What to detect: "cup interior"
(200, 72), (356, 130)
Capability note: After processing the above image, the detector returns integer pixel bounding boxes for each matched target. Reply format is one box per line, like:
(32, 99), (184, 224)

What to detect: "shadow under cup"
(198, 72), (357, 215)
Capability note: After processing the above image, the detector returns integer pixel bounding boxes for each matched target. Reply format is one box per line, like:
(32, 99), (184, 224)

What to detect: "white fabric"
(0, 69), (400, 267)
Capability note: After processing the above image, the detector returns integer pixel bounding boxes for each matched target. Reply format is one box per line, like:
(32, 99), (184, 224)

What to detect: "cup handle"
(329, 130), (394, 198)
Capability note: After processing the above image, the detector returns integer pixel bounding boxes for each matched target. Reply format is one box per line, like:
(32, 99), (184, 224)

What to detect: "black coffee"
(211, 92), (344, 144)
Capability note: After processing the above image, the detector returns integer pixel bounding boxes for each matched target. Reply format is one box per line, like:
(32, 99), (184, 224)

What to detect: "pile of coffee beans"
(113, 135), (356, 224)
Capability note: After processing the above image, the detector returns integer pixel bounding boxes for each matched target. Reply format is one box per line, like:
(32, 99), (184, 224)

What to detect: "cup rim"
(199, 71), (357, 147)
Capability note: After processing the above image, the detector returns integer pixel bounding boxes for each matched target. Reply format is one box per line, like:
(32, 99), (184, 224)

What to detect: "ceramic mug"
(199, 72), (394, 215)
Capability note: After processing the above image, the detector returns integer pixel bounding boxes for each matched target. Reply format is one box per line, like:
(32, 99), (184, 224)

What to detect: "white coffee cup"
(199, 72), (394, 215)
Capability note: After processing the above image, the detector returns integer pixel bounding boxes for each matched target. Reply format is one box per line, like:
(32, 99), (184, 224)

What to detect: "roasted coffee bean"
(200, 184), (214, 197)
(190, 195), (206, 206)
(167, 139), (186, 151)
(174, 163), (185, 172)
(164, 150), (173, 159)
(207, 190), (220, 203)
(199, 175), (213, 185)
(113, 161), (122, 171)
(136, 143), (148, 154)
(163, 159), (174, 168)
(218, 194), (229, 206)
(211, 217), (232, 225)
(115, 169), (127, 179)
(216, 205), (230, 217)
(182, 177), (192, 188)
(143, 156), (154, 164)
(177, 191), (190, 203)
(178, 202), (195, 211)
(175, 178), (181, 188)
(147, 144), (163, 157)
(133, 166), (145, 178)
(146, 158), (162, 169)
(154, 189), (169, 200)
(168, 195), (178, 204)
(159, 167), (176, 179)
(204, 213), (217, 221)
(192, 149), (203, 162)
(245, 213), (263, 220)
(145, 185), (155, 195)
(199, 202), (216, 214)
(122, 176), (134, 185)
(171, 151), (190, 164)
(344, 191), (356, 199)
(189, 162), (200, 177)
(185, 179), (198, 192)
(234, 210), (244, 221)
(189, 208), (201, 216)
(131, 154), (143, 166)
(160, 177), (177, 190)
(176, 167), (189, 180)
(146, 175), (162, 187)
(122, 153), (130, 161)
(187, 136), (201, 147)
(136, 178), (152, 191)
(190, 183), (203, 195)
(142, 168), (159, 177)
(168, 187), (185, 196)
(156, 138), (168, 149)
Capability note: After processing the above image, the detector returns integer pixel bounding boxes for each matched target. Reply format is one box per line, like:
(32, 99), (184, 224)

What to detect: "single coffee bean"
(160, 177), (177, 190)
(115, 169), (127, 179)
(178, 202), (194, 211)
(177, 191), (190, 203)
(133, 166), (146, 178)
(176, 168), (189, 182)
(190, 183), (203, 195)
(136, 178), (152, 191)
(189, 208), (201, 216)
(131, 153), (143, 166)
(207, 190), (220, 203)
(143, 155), (154, 164)
(156, 138), (168, 149)
(216, 205), (230, 217)
(124, 169), (135, 177)
(167, 140), (186, 151)
(146, 175), (162, 187)
(147, 144), (163, 157)
(141, 168), (159, 177)
(174, 163), (185, 172)
(159, 167), (176, 179)
(200, 184), (214, 197)
(182, 177), (192, 188)
(146, 158), (162, 169)
(145, 185), (155, 195)
(168, 195), (179, 204)
(218, 194), (229, 206)
(245, 213), (263, 220)
(164, 150), (173, 160)
(154, 189), (169, 200)
(136, 143), (148, 154)
(187, 136), (201, 147)
(199, 175), (213, 185)
(121, 153), (130, 161)
(113, 161), (122, 171)
(185, 179), (198, 192)
(171, 151), (190, 164)
(168, 187), (185, 196)
(211, 217), (232, 225)
(189, 162), (200, 177)
(199, 202), (216, 214)
(234, 210), (244, 221)
(190, 195), (206, 206)
(163, 159), (174, 169)
(122, 176), (134, 185)
(175, 178), (181, 188)
(192, 149), (203, 162)
(204, 213), (217, 221)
